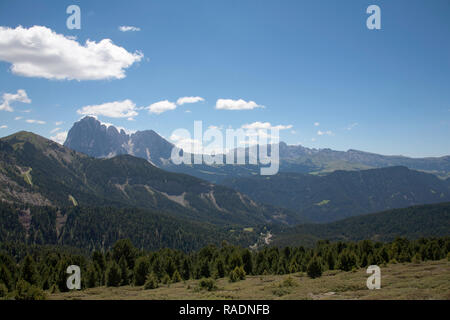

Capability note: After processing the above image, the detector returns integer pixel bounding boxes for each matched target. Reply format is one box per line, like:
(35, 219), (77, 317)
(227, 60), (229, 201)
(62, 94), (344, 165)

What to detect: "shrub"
(281, 276), (297, 287)
(161, 274), (171, 285)
(229, 266), (246, 283)
(144, 273), (159, 290)
(14, 280), (46, 300)
(412, 253), (422, 264)
(172, 270), (182, 283)
(198, 278), (217, 291)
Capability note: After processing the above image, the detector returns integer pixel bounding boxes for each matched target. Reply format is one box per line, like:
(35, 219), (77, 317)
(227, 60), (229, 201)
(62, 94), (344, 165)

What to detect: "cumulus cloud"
(317, 130), (333, 136)
(55, 121), (63, 126)
(119, 26), (141, 32)
(50, 131), (68, 145)
(0, 125), (7, 129)
(0, 25), (143, 80)
(77, 99), (139, 118)
(50, 127), (61, 134)
(14, 116), (23, 120)
(215, 99), (263, 110)
(26, 119), (46, 124)
(314, 122), (320, 126)
(0, 89), (31, 112)
(241, 122), (292, 130)
(147, 100), (177, 114)
(176, 96), (204, 106)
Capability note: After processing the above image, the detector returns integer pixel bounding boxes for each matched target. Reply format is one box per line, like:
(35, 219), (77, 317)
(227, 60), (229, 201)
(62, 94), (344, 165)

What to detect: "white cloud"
(50, 127), (61, 134)
(176, 96), (204, 106)
(346, 122), (359, 130)
(26, 119), (46, 124)
(15, 116), (23, 120)
(119, 26), (141, 32)
(215, 99), (263, 110)
(0, 125), (7, 129)
(55, 121), (63, 126)
(314, 122), (320, 126)
(77, 99), (139, 118)
(170, 133), (203, 154)
(241, 121), (292, 130)
(0, 25), (143, 80)
(317, 130), (333, 136)
(185, 110), (192, 113)
(147, 100), (177, 114)
(50, 131), (68, 145)
(0, 89), (31, 112)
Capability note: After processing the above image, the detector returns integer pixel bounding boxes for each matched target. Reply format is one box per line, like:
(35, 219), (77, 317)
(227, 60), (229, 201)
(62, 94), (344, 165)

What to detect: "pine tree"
(21, 255), (39, 286)
(181, 258), (190, 280)
(199, 259), (210, 278)
(306, 256), (323, 279)
(134, 256), (150, 286)
(119, 256), (130, 286)
(215, 258), (225, 278)
(106, 262), (121, 287)
(242, 249), (253, 275)
(86, 264), (99, 288)
(144, 273), (159, 290)
(338, 250), (358, 272)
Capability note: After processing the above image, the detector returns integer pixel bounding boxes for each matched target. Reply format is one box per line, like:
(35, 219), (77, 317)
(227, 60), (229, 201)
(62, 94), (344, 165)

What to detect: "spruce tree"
(134, 256), (150, 286)
(21, 255), (38, 286)
(106, 262), (121, 287)
(306, 256), (323, 279)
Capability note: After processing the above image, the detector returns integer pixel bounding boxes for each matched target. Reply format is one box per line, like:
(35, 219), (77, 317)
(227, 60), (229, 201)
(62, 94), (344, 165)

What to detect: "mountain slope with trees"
(222, 167), (450, 222)
(271, 202), (450, 247)
(0, 131), (301, 226)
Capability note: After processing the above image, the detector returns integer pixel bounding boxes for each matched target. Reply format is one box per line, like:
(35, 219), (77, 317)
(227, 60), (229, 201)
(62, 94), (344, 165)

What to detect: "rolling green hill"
(222, 167), (450, 222)
(271, 202), (450, 247)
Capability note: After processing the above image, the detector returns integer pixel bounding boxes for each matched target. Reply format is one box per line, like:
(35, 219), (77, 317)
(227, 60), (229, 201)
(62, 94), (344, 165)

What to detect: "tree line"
(0, 236), (449, 299)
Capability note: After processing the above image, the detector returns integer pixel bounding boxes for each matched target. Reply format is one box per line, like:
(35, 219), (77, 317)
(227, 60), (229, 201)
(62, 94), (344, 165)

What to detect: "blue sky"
(0, 0), (449, 157)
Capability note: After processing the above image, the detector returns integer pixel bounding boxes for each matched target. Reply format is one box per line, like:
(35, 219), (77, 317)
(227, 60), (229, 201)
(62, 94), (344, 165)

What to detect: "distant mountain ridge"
(0, 131), (301, 226)
(222, 167), (450, 223)
(64, 117), (450, 181)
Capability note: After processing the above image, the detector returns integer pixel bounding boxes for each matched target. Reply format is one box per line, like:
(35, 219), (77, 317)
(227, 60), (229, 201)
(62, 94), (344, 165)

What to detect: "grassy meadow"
(49, 259), (450, 300)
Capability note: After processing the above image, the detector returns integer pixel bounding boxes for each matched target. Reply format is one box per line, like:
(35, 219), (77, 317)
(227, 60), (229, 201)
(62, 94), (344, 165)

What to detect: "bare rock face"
(64, 116), (175, 166)
(64, 116), (129, 158)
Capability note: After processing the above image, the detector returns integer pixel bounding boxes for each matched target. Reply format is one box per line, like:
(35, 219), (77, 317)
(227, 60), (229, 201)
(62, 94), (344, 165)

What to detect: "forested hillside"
(222, 167), (450, 222)
(271, 202), (450, 247)
(0, 131), (301, 226)
(0, 202), (261, 252)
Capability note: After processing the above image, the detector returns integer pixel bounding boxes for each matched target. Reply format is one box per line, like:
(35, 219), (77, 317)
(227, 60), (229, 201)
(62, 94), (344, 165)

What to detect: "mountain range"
(0, 126), (449, 250)
(64, 117), (450, 182)
(0, 131), (299, 226)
